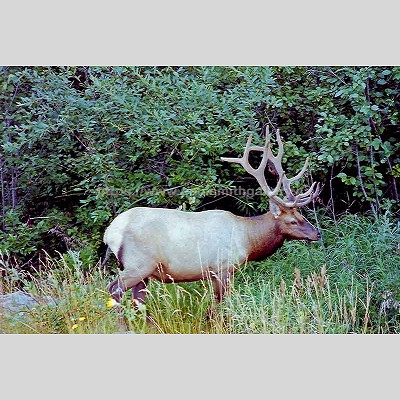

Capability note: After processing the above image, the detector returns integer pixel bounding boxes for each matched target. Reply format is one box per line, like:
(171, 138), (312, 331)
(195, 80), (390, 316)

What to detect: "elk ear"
(269, 200), (283, 218)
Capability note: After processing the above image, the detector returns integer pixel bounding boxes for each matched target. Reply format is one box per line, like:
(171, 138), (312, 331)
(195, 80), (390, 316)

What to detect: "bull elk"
(104, 126), (321, 316)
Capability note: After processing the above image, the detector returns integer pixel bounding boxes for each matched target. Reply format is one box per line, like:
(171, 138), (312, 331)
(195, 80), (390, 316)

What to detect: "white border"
(2, 1), (399, 65)
(1, 334), (399, 397)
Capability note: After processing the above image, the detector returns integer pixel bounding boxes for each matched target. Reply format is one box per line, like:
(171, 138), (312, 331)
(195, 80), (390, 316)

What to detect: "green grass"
(1, 213), (399, 334)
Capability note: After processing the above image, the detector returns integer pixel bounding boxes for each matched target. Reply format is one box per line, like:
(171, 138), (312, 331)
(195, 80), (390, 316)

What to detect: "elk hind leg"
(107, 278), (129, 331)
(108, 277), (126, 303)
(132, 279), (148, 304)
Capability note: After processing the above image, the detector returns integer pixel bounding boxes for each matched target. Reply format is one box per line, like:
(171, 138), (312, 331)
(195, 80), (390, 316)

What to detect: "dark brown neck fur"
(245, 212), (286, 261)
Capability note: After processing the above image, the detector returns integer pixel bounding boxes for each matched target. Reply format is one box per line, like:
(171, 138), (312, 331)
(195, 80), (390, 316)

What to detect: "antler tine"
(281, 158), (310, 202)
(288, 182), (316, 207)
(285, 177), (321, 208)
(295, 181), (317, 200)
(294, 182), (321, 207)
(263, 128), (297, 203)
(287, 157), (310, 183)
(221, 135), (255, 171)
(272, 128), (284, 163)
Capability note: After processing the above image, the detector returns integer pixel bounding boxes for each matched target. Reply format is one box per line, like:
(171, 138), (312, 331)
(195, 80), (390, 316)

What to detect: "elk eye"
(290, 220), (298, 225)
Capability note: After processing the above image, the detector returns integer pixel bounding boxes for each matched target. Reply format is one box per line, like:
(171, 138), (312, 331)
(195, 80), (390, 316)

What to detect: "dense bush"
(1, 66), (399, 263)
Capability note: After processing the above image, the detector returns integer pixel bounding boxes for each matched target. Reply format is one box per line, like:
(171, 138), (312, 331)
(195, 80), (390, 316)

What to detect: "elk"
(104, 126), (321, 315)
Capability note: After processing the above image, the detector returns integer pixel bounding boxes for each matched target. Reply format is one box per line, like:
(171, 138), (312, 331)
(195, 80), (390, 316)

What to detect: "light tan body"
(105, 207), (289, 294)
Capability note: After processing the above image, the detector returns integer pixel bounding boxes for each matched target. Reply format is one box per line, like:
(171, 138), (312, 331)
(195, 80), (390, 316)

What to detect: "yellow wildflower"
(71, 324), (78, 330)
(106, 298), (118, 308)
(78, 317), (86, 321)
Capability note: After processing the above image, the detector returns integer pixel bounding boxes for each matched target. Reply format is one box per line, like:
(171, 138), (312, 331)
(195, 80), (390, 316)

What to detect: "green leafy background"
(1, 66), (399, 264)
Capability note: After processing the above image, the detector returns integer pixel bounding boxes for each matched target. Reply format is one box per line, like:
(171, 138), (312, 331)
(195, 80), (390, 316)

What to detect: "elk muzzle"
(310, 228), (321, 241)
(304, 224), (321, 241)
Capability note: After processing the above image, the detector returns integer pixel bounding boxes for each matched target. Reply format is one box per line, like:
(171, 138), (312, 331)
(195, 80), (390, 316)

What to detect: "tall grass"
(1, 213), (399, 334)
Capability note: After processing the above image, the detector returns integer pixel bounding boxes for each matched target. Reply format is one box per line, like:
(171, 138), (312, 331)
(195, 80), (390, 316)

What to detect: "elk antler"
(221, 126), (320, 208)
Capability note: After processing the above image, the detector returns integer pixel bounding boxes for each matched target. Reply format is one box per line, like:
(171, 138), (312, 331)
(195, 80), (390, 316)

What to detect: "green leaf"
(371, 138), (381, 150)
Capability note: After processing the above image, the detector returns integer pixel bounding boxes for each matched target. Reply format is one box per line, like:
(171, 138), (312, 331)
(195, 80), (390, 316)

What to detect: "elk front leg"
(207, 271), (232, 320)
(213, 270), (232, 302)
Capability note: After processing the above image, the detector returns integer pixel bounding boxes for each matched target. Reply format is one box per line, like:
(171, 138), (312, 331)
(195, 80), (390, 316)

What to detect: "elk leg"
(132, 278), (148, 305)
(131, 278), (157, 326)
(214, 271), (231, 302)
(207, 271), (232, 320)
(108, 278), (126, 303)
(106, 278), (128, 330)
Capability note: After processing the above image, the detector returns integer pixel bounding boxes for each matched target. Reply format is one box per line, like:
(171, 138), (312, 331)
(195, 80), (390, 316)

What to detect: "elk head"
(221, 126), (321, 241)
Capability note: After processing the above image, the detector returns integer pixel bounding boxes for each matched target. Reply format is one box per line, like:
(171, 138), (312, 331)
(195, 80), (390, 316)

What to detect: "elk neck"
(244, 212), (286, 262)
